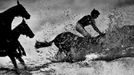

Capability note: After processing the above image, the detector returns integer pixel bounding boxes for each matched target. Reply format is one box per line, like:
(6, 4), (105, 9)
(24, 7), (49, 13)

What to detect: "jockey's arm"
(91, 20), (103, 35)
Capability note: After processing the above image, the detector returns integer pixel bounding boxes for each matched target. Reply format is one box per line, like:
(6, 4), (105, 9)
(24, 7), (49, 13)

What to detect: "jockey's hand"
(100, 33), (105, 37)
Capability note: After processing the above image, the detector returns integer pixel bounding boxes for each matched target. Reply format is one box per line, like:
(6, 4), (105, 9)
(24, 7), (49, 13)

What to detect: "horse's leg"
(8, 55), (20, 74)
(54, 50), (61, 60)
(18, 41), (26, 56)
(64, 48), (74, 62)
(15, 54), (27, 70)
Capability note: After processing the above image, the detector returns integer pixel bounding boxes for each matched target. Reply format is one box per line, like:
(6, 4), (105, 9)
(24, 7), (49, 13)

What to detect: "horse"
(0, 0), (30, 48)
(35, 32), (103, 58)
(0, 19), (34, 74)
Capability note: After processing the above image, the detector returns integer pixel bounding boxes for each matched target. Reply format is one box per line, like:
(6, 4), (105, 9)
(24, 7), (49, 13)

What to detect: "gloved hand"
(100, 33), (105, 37)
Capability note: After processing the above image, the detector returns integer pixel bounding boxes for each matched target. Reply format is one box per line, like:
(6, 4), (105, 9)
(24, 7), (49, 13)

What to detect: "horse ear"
(17, 0), (20, 5)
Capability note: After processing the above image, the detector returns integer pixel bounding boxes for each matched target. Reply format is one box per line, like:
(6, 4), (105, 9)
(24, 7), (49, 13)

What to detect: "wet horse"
(0, 0), (30, 51)
(0, 19), (34, 73)
(35, 32), (103, 57)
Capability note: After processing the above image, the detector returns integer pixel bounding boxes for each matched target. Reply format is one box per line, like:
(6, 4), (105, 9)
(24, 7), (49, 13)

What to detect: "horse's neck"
(0, 8), (16, 24)
(11, 28), (21, 40)
(0, 12), (15, 34)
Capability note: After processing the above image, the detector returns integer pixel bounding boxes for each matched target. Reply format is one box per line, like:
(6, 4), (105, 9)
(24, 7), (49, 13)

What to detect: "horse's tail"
(35, 40), (54, 49)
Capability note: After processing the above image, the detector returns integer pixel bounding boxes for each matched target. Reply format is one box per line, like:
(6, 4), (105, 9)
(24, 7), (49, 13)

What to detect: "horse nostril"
(26, 15), (30, 19)
(29, 15), (31, 19)
(36, 50), (40, 53)
(32, 34), (35, 38)
(29, 34), (34, 38)
(30, 36), (33, 38)
(27, 16), (30, 19)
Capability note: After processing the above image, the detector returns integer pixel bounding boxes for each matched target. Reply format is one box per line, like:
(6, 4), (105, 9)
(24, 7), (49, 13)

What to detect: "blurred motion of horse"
(35, 32), (104, 61)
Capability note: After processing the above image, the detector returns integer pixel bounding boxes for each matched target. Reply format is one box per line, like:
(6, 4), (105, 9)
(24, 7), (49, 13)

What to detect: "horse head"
(14, 19), (34, 38)
(14, 0), (30, 19)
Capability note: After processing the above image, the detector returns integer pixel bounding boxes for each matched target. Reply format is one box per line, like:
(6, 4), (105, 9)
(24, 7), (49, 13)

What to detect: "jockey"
(76, 9), (105, 38)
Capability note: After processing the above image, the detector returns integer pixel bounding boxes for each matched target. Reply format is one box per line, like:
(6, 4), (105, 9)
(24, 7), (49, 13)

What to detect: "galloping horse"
(0, 19), (34, 73)
(35, 32), (103, 57)
(0, 0), (30, 51)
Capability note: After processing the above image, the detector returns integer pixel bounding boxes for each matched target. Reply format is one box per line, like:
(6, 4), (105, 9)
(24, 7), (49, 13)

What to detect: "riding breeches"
(76, 23), (91, 37)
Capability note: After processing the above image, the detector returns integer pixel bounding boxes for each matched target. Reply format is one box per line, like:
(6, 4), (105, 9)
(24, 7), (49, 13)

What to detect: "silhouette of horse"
(0, 0), (30, 47)
(0, 19), (34, 74)
(35, 32), (103, 57)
